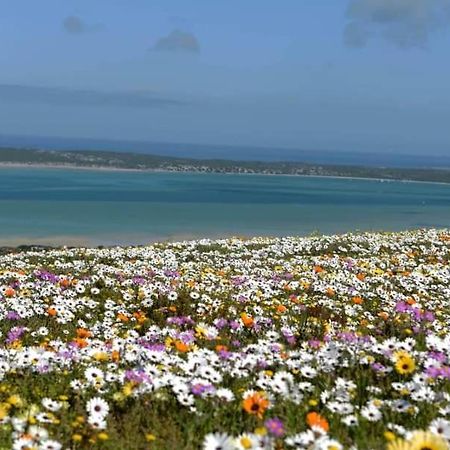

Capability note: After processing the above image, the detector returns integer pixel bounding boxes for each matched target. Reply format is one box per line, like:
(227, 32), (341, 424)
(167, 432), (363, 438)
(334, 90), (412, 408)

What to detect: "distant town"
(1, 147), (450, 183)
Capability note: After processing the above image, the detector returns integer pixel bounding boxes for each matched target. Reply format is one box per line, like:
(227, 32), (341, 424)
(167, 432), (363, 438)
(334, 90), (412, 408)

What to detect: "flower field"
(0, 229), (450, 450)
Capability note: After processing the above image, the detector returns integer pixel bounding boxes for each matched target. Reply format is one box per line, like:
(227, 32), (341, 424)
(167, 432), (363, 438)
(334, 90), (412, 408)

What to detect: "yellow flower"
(98, 432), (109, 441)
(122, 382), (135, 397)
(7, 395), (23, 407)
(238, 436), (253, 449)
(254, 427), (267, 436)
(408, 431), (448, 450)
(384, 431), (396, 441)
(72, 434), (83, 442)
(145, 433), (156, 442)
(394, 351), (416, 375)
(0, 406), (8, 421)
(386, 438), (411, 450)
(373, 398), (383, 407)
(94, 352), (109, 362)
(0, 402), (11, 412)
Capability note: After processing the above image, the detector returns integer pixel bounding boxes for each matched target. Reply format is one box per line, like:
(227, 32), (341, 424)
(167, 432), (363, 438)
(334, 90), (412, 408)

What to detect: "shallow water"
(0, 168), (449, 245)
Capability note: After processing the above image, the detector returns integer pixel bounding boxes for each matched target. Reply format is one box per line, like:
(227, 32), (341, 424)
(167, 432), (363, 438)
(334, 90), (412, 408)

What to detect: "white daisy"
(203, 432), (236, 450)
(86, 397), (110, 418)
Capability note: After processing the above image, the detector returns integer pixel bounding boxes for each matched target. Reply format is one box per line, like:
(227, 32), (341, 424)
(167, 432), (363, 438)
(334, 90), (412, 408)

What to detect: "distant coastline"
(1, 161), (449, 187)
(1, 147), (450, 184)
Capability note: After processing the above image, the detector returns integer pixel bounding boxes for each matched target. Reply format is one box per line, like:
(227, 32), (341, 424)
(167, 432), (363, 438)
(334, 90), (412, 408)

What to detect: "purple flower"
(6, 326), (25, 344)
(265, 417), (285, 437)
(178, 330), (195, 344)
(308, 339), (322, 349)
(429, 351), (447, 363)
(125, 370), (151, 384)
(371, 362), (385, 372)
(395, 301), (410, 313)
(285, 335), (296, 345)
(229, 320), (240, 330)
(215, 318), (228, 329)
(191, 383), (215, 396)
(35, 270), (59, 284)
(6, 311), (20, 320)
(218, 349), (232, 359)
(132, 276), (146, 285)
(257, 360), (268, 369)
(426, 366), (442, 378)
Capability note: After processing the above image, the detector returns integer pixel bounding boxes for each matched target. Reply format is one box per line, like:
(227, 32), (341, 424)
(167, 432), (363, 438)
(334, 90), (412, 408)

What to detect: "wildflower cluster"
(0, 228), (449, 449)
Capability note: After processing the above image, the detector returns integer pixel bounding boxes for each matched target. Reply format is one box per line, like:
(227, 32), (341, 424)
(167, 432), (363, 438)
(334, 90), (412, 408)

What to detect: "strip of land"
(1, 146), (450, 183)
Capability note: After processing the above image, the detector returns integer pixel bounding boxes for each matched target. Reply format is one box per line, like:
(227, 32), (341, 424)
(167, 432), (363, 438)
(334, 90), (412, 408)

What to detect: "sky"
(1, 0), (450, 156)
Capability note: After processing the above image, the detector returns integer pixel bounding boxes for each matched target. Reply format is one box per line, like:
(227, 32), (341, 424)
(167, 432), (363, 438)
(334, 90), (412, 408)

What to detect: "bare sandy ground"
(0, 231), (243, 248)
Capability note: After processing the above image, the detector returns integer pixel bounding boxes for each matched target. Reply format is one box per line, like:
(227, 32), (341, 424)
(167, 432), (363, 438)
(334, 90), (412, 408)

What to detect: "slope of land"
(0, 229), (449, 449)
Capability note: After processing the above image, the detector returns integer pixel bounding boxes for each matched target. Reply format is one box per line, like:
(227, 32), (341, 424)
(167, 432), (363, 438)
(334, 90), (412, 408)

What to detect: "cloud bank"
(63, 16), (88, 34)
(63, 15), (101, 35)
(153, 29), (200, 53)
(0, 85), (183, 109)
(344, 0), (450, 48)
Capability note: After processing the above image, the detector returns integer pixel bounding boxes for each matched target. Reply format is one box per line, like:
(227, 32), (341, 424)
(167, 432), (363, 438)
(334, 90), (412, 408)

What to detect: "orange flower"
(76, 328), (92, 339)
(378, 311), (389, 320)
(59, 278), (71, 288)
(314, 266), (324, 273)
(406, 297), (416, 306)
(241, 313), (254, 328)
(174, 340), (190, 353)
(133, 311), (147, 324)
(306, 412), (329, 432)
(117, 313), (129, 322)
(356, 273), (366, 281)
(352, 296), (364, 305)
(73, 338), (88, 349)
(276, 305), (287, 314)
(4, 287), (15, 297)
(326, 288), (335, 297)
(47, 307), (57, 316)
(111, 350), (120, 362)
(215, 345), (228, 352)
(242, 392), (269, 419)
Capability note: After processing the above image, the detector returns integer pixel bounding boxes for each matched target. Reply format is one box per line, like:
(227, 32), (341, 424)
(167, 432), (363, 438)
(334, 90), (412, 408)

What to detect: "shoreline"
(0, 231), (242, 249)
(0, 227), (446, 251)
(0, 162), (449, 186)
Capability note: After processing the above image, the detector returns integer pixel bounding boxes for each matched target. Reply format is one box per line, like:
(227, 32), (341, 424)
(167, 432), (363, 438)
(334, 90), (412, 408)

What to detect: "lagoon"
(0, 167), (449, 246)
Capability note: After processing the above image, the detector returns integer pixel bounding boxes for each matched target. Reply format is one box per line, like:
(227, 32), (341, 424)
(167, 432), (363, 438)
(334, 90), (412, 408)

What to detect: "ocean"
(0, 167), (449, 246)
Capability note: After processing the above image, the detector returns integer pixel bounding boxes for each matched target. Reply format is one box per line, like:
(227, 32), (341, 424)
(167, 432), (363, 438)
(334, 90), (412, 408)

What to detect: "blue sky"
(1, 0), (450, 155)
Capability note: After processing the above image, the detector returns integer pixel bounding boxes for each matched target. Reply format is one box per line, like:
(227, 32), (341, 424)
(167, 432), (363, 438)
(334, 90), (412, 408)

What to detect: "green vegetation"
(1, 147), (450, 183)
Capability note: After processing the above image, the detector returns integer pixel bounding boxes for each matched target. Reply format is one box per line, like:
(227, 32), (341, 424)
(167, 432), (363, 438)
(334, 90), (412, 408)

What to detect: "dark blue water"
(0, 167), (449, 246)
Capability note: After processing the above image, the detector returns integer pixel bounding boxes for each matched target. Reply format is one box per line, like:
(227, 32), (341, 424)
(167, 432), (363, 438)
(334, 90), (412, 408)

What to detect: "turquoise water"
(0, 167), (449, 245)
